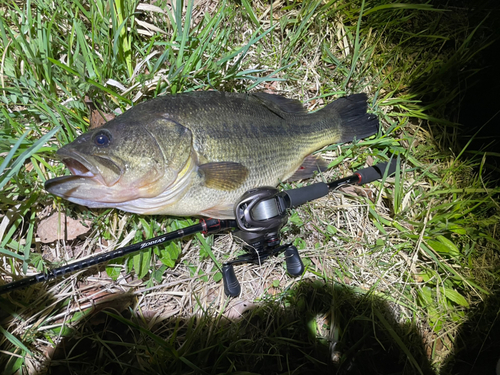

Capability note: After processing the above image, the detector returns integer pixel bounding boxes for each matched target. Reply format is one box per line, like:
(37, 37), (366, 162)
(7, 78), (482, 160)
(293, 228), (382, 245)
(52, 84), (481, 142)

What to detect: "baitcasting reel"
(222, 187), (303, 297)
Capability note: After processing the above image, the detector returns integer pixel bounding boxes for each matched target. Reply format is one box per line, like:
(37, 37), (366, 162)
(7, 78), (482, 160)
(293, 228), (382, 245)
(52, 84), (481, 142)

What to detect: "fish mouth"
(62, 155), (98, 178)
(44, 149), (125, 204)
(56, 148), (100, 177)
(57, 149), (124, 187)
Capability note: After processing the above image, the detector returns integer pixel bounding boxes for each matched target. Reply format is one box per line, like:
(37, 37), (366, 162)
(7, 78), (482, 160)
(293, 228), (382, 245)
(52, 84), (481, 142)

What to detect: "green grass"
(1, 0), (499, 374)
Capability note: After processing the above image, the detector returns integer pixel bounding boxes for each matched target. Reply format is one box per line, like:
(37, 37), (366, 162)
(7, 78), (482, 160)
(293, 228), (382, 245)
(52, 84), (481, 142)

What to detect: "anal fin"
(287, 155), (329, 181)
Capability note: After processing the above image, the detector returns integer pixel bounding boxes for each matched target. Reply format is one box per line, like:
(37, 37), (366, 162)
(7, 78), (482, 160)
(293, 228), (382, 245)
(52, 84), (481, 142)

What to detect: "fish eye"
(93, 131), (111, 147)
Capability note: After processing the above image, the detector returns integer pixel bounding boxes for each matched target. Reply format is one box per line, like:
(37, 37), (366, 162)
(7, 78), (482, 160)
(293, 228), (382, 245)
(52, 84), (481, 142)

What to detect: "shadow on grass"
(3, 274), (500, 375)
(441, 288), (500, 375)
(24, 279), (436, 375)
(400, 1), (500, 178)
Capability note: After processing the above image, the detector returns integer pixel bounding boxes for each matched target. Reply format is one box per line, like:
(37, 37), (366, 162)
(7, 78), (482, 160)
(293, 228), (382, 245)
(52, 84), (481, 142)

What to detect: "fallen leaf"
(339, 185), (362, 196)
(85, 95), (115, 129)
(37, 213), (92, 243)
(224, 300), (255, 319)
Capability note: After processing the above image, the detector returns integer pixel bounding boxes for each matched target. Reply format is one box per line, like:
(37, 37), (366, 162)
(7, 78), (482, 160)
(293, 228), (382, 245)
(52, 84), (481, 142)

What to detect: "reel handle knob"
(284, 245), (304, 277)
(222, 264), (241, 297)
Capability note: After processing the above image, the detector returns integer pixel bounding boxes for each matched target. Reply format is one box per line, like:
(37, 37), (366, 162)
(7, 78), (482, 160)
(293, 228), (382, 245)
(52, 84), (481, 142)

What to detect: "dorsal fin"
(252, 92), (307, 116)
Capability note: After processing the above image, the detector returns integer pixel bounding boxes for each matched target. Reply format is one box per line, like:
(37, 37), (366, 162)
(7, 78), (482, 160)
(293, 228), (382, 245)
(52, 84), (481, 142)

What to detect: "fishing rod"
(0, 219), (236, 296)
(0, 160), (397, 297)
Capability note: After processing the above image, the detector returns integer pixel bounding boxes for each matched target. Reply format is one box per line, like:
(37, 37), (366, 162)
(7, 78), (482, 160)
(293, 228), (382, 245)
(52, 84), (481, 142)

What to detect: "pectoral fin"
(199, 204), (235, 219)
(287, 155), (329, 181)
(198, 162), (249, 191)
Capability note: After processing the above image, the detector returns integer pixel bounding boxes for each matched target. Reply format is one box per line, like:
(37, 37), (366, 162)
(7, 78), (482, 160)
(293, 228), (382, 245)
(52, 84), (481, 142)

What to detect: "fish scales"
(45, 91), (378, 219)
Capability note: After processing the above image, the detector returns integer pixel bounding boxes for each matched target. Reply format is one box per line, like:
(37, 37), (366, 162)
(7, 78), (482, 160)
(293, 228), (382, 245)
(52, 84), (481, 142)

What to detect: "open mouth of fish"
(44, 149), (125, 202)
(63, 156), (97, 178)
(59, 148), (124, 185)
(56, 153), (107, 187)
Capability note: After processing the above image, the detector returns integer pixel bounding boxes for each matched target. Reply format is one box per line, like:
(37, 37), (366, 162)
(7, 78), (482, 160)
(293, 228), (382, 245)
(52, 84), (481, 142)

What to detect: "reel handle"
(222, 264), (241, 297)
(284, 245), (304, 276)
(221, 245), (305, 297)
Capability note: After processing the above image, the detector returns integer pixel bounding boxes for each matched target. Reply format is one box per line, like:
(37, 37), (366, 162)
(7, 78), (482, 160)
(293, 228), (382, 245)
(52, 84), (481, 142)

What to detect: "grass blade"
(0, 325), (33, 356)
(0, 126), (59, 191)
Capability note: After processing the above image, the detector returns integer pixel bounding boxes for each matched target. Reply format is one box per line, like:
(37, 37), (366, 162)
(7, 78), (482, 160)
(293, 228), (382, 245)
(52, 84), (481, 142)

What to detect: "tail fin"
(324, 93), (379, 142)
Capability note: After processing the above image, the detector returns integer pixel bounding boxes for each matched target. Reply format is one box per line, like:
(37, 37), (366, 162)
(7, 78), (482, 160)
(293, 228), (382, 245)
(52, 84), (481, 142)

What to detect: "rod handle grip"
(284, 183), (329, 208)
(355, 160), (398, 185)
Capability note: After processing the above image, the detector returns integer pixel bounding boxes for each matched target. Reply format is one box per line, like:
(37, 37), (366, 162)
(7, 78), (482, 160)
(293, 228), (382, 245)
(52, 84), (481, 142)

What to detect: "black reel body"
(235, 187), (288, 246)
(222, 187), (304, 297)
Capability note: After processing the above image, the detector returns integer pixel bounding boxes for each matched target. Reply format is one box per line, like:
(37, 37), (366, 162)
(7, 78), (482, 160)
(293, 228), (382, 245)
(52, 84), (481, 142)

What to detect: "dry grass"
(1, 0), (499, 374)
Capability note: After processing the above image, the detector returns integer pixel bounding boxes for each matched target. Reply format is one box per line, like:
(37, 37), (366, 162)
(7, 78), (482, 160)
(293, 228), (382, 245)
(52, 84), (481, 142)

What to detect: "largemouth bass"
(45, 91), (378, 219)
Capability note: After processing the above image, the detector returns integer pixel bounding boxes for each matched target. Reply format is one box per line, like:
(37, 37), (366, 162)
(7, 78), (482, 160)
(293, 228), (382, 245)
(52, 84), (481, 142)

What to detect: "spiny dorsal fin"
(252, 92), (307, 116)
(286, 154), (329, 181)
(198, 162), (249, 191)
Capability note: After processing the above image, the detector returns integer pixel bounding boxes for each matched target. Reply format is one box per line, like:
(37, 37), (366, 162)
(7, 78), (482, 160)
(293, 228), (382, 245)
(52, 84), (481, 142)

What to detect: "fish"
(45, 91), (378, 219)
